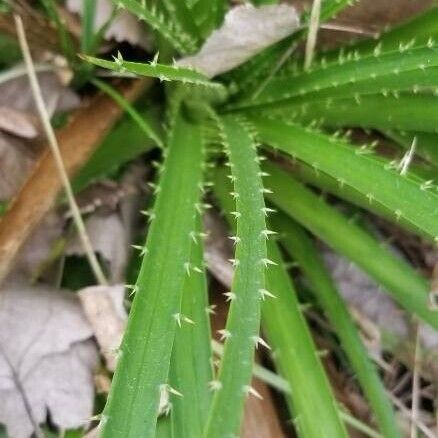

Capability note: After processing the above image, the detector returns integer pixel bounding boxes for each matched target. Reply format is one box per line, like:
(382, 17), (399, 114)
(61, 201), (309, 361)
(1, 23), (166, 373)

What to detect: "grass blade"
(279, 159), (433, 240)
(263, 162), (438, 329)
(82, 54), (220, 87)
(273, 213), (400, 438)
(204, 116), (268, 437)
(111, 0), (197, 53)
(214, 168), (348, 438)
(324, 6), (438, 60)
(101, 111), (204, 437)
(232, 46), (438, 109)
(92, 78), (163, 148)
(170, 217), (213, 437)
(252, 117), (438, 241)
(81, 0), (96, 54)
(264, 94), (438, 133)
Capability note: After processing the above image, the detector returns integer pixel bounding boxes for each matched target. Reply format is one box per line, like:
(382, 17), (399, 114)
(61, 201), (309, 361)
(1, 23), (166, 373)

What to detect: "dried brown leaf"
(0, 79), (148, 285)
(0, 279), (99, 438)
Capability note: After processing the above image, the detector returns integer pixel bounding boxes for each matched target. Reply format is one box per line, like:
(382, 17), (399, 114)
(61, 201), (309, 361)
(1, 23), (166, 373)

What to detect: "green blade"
(232, 47), (438, 109)
(214, 168), (348, 438)
(204, 116), (268, 437)
(101, 111), (204, 437)
(264, 94), (438, 133)
(82, 54), (220, 88)
(170, 217), (213, 437)
(263, 162), (438, 329)
(111, 0), (197, 53)
(251, 116), (438, 241)
(273, 213), (400, 438)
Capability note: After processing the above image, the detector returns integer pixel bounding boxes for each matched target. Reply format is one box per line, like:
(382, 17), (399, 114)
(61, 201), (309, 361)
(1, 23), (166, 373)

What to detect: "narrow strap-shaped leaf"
(231, 46), (438, 109)
(185, 0), (225, 40)
(92, 78), (163, 148)
(81, 0), (96, 54)
(204, 116), (267, 437)
(214, 168), (348, 438)
(160, 0), (203, 44)
(252, 116), (438, 240)
(261, 93), (438, 133)
(273, 213), (401, 438)
(170, 216), (213, 437)
(323, 6), (438, 61)
(101, 111), (204, 437)
(82, 54), (220, 88)
(40, 0), (76, 62)
(263, 162), (438, 329)
(279, 159), (433, 240)
(111, 0), (197, 53)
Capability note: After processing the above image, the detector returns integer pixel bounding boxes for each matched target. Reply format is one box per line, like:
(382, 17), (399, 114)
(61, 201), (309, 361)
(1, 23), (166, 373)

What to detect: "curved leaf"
(252, 116), (438, 240)
(101, 111), (204, 437)
(204, 116), (267, 437)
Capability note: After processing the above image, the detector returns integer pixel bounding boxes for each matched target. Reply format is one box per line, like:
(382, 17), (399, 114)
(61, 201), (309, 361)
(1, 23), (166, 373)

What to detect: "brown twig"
(0, 78), (148, 285)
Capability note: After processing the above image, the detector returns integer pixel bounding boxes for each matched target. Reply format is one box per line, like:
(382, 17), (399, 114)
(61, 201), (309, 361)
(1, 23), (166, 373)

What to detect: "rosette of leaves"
(66, 1), (438, 437)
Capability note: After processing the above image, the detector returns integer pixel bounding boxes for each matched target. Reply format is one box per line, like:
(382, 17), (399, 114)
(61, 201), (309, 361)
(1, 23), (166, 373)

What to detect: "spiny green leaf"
(161, 0), (201, 43)
(204, 116), (267, 438)
(185, 0), (225, 39)
(324, 6), (438, 60)
(271, 93), (438, 133)
(263, 162), (438, 329)
(170, 217), (213, 437)
(273, 213), (400, 438)
(214, 168), (348, 438)
(279, 158), (435, 240)
(82, 54), (220, 88)
(231, 46), (438, 109)
(252, 116), (438, 240)
(111, 0), (197, 53)
(101, 111), (204, 437)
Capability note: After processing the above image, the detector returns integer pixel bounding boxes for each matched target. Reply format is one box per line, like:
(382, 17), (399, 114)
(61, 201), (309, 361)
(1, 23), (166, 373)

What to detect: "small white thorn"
(217, 329), (231, 340)
(229, 258), (240, 267)
(398, 136), (417, 176)
(228, 236), (241, 245)
(162, 384), (183, 397)
(208, 380), (222, 391)
(206, 304), (216, 315)
(259, 288), (277, 300)
(230, 211), (241, 219)
(261, 258), (277, 267)
(260, 188), (273, 194)
(184, 262), (191, 275)
(189, 231), (198, 243)
(252, 336), (271, 350)
(243, 385), (263, 400)
(173, 313), (182, 327)
(126, 284), (139, 296)
(223, 291), (236, 302)
(261, 207), (276, 216)
(261, 229), (277, 239)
